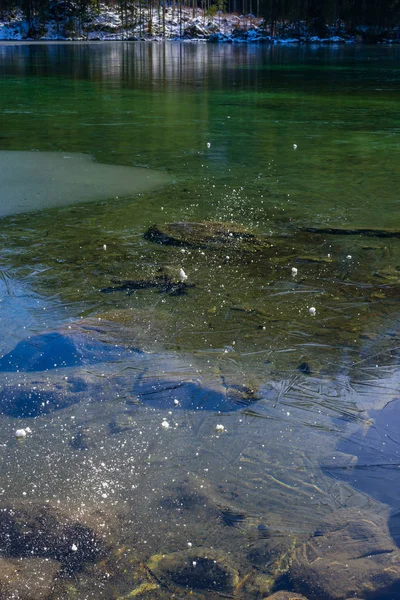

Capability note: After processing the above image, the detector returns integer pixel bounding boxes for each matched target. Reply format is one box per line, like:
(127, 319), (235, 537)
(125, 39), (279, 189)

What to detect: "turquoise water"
(0, 42), (400, 598)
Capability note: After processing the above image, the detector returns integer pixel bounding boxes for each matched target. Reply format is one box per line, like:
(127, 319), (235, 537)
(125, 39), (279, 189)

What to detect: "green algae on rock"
(144, 221), (272, 253)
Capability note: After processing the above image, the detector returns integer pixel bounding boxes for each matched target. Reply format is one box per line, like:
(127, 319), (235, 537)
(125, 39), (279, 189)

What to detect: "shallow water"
(0, 42), (400, 599)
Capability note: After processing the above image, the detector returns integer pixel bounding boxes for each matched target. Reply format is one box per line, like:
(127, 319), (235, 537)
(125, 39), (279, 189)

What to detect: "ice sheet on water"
(0, 151), (171, 218)
(322, 396), (400, 545)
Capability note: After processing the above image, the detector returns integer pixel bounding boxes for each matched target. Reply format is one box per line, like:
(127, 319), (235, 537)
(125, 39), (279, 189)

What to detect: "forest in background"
(1, 0), (399, 38)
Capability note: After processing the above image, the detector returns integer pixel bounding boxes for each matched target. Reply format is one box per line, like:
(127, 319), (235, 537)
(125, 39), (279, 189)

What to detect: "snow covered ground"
(0, 5), (398, 43)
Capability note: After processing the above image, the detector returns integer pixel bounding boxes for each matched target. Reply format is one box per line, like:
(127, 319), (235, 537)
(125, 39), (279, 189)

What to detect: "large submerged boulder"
(0, 504), (107, 575)
(134, 371), (260, 412)
(147, 547), (239, 593)
(144, 221), (271, 253)
(290, 509), (400, 600)
(0, 375), (102, 418)
(0, 557), (61, 600)
(0, 330), (127, 373)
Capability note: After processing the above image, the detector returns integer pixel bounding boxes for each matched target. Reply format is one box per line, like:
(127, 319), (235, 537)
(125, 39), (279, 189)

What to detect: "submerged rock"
(290, 509), (400, 600)
(0, 557), (61, 600)
(68, 426), (97, 451)
(0, 332), (83, 372)
(0, 383), (77, 418)
(144, 221), (271, 253)
(297, 362), (312, 375)
(242, 535), (298, 597)
(0, 375), (98, 418)
(0, 330), (127, 373)
(147, 548), (239, 593)
(160, 478), (221, 516)
(246, 535), (296, 570)
(0, 504), (107, 575)
(134, 372), (260, 412)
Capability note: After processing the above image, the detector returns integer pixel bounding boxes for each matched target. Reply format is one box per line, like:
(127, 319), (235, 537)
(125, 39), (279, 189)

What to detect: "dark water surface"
(0, 42), (400, 598)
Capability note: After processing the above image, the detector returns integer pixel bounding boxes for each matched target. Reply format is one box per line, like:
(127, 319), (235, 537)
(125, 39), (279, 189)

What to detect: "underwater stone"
(373, 266), (400, 284)
(0, 377), (91, 418)
(0, 332), (82, 372)
(290, 509), (400, 600)
(242, 535), (298, 597)
(0, 385), (79, 418)
(134, 374), (260, 412)
(0, 557), (61, 600)
(0, 504), (107, 575)
(0, 330), (127, 373)
(159, 476), (222, 518)
(68, 427), (96, 451)
(297, 362), (312, 375)
(147, 548), (239, 593)
(246, 535), (296, 567)
(144, 221), (271, 253)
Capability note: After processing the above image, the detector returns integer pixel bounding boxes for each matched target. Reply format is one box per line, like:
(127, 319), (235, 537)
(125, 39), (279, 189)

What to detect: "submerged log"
(301, 226), (400, 238)
(101, 276), (194, 296)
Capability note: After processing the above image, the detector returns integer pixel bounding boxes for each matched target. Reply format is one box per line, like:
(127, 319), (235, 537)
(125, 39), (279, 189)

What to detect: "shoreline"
(2, 34), (399, 45)
(1, 6), (399, 44)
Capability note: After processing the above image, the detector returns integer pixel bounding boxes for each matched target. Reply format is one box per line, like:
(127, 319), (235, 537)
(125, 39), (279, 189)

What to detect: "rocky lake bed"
(0, 217), (400, 598)
(1, 41), (400, 597)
